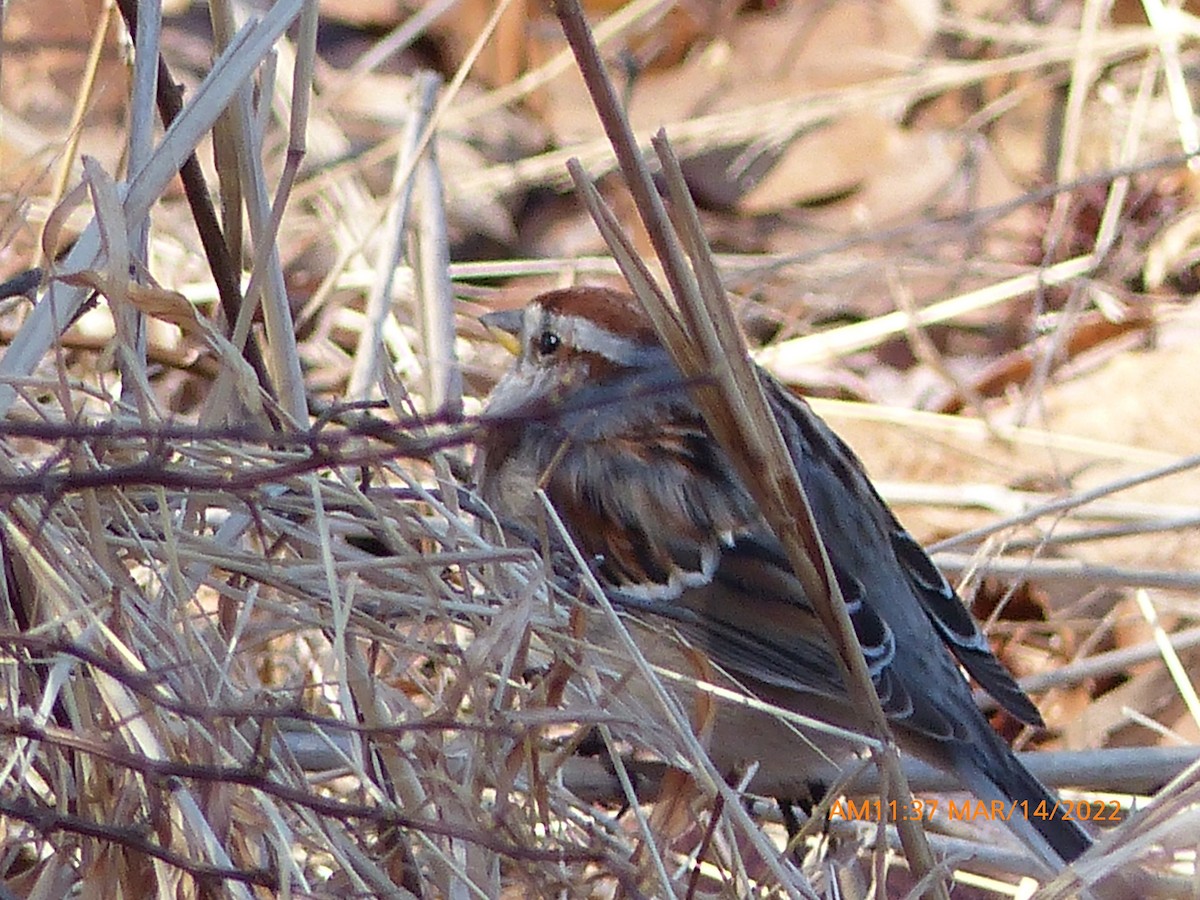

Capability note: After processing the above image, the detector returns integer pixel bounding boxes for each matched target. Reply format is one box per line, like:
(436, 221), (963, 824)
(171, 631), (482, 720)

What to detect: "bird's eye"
(534, 329), (561, 358)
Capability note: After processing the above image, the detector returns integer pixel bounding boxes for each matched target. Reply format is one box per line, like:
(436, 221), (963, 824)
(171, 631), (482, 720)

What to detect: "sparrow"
(474, 284), (1093, 870)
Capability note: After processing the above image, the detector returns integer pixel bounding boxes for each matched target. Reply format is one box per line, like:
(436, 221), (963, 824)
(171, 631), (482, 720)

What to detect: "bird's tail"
(956, 729), (1093, 872)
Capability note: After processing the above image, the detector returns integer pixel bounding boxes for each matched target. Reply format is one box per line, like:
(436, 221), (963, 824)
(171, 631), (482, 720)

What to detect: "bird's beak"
(481, 308), (523, 356)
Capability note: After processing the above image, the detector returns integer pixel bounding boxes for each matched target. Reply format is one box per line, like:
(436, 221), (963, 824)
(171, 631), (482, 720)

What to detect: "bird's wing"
(764, 375), (1044, 727)
(889, 527), (1044, 726)
(607, 526), (968, 742)
(542, 404), (955, 738)
(540, 376), (1037, 741)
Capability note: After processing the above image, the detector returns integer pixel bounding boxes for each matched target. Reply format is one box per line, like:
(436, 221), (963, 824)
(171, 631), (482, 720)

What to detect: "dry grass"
(1, 0), (1199, 897)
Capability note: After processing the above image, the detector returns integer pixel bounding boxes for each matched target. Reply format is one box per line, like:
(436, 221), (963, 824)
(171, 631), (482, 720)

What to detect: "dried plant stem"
(347, 75), (438, 403)
(937, 552), (1200, 592)
(815, 398), (1177, 469)
(333, 0), (459, 97)
(7, 525), (260, 899)
(931, 452), (1200, 552)
(0, 0), (308, 419)
(113, 0), (276, 409)
(452, 28), (1156, 199)
(536, 492), (803, 898)
(757, 254), (1097, 370)
(1139, 0), (1200, 169)
(37, 3), (116, 268)
(219, 8), (311, 425)
(1017, 623), (1200, 697)
(1133, 590), (1200, 731)
(528, 745), (1196, 809)
(121, 0), (160, 390)
(411, 83), (462, 417)
(553, 0), (945, 894)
